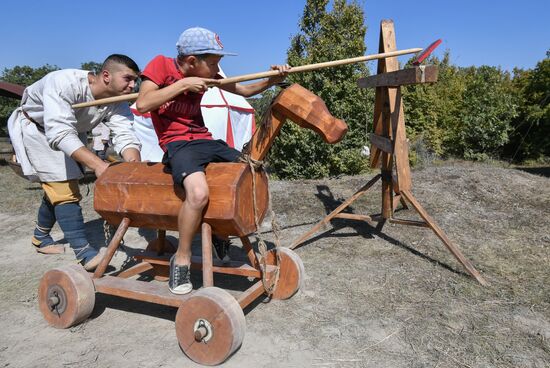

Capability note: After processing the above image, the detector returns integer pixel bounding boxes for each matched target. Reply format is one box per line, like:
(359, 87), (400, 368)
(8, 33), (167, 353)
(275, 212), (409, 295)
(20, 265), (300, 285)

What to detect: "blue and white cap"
(176, 27), (237, 56)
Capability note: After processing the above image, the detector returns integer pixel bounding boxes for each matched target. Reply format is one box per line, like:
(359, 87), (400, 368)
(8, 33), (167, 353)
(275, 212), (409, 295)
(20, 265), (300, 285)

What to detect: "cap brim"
(193, 50), (237, 56)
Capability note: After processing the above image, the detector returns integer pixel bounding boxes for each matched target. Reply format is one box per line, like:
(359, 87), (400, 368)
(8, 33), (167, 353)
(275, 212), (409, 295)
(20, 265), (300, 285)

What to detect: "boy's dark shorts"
(163, 139), (241, 186)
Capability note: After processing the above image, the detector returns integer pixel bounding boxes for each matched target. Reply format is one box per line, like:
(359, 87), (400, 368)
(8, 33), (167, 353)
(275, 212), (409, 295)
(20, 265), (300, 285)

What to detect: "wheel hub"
(46, 285), (67, 314)
(193, 318), (213, 343)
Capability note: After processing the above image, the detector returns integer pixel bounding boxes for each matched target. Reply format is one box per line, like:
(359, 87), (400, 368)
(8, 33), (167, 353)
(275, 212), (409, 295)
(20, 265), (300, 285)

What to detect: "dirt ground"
(0, 159), (548, 368)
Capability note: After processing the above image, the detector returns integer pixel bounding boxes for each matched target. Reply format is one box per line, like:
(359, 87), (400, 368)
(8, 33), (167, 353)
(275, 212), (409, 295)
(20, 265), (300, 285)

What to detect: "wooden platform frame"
(290, 20), (487, 286)
(91, 218), (277, 309)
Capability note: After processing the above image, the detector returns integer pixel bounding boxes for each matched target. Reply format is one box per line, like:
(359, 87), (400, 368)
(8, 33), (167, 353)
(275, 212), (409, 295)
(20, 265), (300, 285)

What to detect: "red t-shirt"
(141, 55), (212, 150)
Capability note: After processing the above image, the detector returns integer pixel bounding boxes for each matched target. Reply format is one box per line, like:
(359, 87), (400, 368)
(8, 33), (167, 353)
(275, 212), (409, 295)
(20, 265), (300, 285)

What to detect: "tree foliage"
(504, 55), (550, 161)
(404, 53), (518, 161)
(0, 62), (103, 136)
(264, 0), (372, 179)
(0, 64), (60, 135)
(80, 61), (102, 75)
(458, 66), (516, 160)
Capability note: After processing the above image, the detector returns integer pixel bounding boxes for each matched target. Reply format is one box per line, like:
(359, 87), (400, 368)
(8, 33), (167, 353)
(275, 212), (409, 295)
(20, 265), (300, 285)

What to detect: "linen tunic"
(8, 69), (140, 182)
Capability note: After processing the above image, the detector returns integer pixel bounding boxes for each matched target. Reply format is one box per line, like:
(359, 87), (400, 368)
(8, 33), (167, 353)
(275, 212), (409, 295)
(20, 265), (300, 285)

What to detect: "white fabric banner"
(131, 86), (255, 162)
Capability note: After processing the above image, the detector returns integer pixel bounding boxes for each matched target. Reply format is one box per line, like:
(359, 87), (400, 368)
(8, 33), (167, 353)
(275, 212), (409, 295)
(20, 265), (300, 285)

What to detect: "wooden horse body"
(94, 83), (347, 238)
(95, 162), (268, 237)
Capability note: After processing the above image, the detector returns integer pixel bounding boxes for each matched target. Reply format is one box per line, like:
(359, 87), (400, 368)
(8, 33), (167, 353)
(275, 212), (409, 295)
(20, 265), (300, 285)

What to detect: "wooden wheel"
(175, 287), (245, 365)
(38, 264), (95, 329)
(265, 247), (305, 300)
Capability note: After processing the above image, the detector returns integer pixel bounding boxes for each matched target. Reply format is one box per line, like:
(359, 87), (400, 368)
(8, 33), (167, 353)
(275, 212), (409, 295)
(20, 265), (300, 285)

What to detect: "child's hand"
(267, 64), (291, 85)
(179, 77), (219, 93)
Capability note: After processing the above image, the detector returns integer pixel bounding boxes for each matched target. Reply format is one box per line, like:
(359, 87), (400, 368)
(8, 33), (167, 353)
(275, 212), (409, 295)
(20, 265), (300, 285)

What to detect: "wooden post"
(201, 223), (214, 287)
(93, 217), (131, 279)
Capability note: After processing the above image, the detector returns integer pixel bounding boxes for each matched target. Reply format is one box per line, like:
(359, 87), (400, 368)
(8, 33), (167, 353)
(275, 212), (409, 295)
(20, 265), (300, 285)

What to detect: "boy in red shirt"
(136, 27), (289, 294)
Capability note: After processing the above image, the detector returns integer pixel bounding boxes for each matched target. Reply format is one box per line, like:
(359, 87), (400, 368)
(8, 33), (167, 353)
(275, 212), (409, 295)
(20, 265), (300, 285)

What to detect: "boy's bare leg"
(175, 172), (209, 265)
(169, 172), (209, 294)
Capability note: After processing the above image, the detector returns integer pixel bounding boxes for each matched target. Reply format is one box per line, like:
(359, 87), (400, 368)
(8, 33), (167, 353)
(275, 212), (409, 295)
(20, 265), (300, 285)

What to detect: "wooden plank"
(389, 87), (412, 191)
(369, 87), (386, 168)
(358, 65), (438, 88)
(369, 21), (394, 169)
(93, 217), (131, 279)
(94, 276), (193, 307)
(378, 20), (398, 219)
(237, 280), (266, 309)
(201, 223), (214, 287)
(116, 262), (154, 279)
(370, 133), (393, 153)
(381, 20), (399, 71)
(133, 253), (266, 278)
(240, 236), (260, 268)
(392, 193), (409, 211)
(333, 213), (375, 222)
(400, 190), (488, 286)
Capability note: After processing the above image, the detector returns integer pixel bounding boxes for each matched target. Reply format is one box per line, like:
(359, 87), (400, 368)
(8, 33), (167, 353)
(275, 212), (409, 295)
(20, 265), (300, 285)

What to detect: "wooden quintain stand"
(291, 20), (487, 286)
(37, 84), (348, 366)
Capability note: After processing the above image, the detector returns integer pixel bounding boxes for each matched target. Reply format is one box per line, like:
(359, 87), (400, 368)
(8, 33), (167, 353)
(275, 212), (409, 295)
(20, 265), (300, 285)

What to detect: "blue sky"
(1, 0), (548, 78)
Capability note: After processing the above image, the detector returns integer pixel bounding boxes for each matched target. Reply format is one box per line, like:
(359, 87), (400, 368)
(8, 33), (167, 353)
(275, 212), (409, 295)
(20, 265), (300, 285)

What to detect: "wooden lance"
(72, 47), (422, 109)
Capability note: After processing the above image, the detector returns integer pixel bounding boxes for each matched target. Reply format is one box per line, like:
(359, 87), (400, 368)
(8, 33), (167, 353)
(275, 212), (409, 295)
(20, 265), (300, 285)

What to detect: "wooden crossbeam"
(369, 133), (393, 153)
(357, 65), (438, 88)
(94, 275), (192, 307)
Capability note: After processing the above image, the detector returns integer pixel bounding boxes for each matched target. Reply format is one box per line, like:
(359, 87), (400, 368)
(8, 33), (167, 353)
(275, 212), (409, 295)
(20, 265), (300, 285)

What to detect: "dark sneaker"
(31, 236), (65, 254)
(212, 235), (231, 262)
(169, 255), (193, 295)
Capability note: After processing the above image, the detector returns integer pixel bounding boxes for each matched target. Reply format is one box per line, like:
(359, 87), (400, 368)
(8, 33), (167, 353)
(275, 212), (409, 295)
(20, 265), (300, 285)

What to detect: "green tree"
(404, 51), (466, 158)
(265, 0), (372, 179)
(404, 54), (517, 161)
(81, 61), (102, 74)
(0, 64), (59, 135)
(505, 54), (550, 162)
(452, 65), (517, 160)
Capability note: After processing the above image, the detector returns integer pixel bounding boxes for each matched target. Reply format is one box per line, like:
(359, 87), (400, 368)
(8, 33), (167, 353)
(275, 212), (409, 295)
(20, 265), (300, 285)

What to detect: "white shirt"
(8, 69), (141, 182)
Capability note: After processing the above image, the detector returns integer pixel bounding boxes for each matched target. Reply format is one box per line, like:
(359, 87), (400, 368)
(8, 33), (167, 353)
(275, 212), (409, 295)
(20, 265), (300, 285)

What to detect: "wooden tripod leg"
(290, 174), (382, 250)
(93, 217), (131, 279)
(392, 194), (409, 211)
(400, 190), (487, 286)
(201, 223), (213, 287)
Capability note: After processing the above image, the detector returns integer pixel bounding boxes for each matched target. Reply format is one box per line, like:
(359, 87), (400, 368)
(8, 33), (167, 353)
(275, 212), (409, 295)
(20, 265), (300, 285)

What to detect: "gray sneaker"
(168, 255), (193, 295)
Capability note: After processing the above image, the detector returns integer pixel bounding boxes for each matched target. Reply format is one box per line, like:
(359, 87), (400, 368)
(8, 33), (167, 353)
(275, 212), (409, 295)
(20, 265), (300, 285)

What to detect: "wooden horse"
(37, 84), (347, 365)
